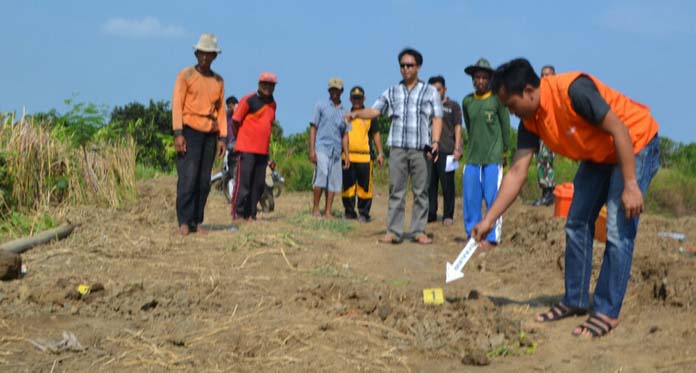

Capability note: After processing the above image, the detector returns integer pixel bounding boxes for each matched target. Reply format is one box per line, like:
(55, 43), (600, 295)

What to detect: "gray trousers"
(387, 147), (430, 239)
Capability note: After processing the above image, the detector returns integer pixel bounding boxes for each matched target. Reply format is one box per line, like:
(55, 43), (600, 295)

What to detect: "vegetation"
(2, 95), (695, 241)
(0, 102), (137, 239)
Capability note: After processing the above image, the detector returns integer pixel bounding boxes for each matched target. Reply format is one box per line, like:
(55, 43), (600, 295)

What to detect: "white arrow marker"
(445, 238), (479, 283)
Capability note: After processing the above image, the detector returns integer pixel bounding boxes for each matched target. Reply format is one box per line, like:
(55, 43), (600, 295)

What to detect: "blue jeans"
(563, 135), (660, 318)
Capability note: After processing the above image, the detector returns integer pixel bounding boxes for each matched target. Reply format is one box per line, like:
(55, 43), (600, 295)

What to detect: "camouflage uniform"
(536, 140), (555, 189)
(534, 140), (556, 206)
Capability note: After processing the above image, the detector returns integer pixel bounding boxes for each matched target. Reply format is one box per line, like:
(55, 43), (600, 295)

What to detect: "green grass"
(646, 168), (696, 217)
(0, 211), (57, 241)
(289, 212), (354, 234)
(136, 163), (175, 180)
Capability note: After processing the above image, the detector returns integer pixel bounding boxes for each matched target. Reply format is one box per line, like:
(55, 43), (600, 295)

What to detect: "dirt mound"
(294, 280), (535, 365)
(1, 176), (696, 372)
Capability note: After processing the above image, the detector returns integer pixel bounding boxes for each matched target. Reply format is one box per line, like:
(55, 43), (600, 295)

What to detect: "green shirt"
(462, 91), (511, 164)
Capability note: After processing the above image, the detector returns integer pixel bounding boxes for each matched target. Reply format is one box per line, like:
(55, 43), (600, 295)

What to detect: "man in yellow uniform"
(342, 86), (384, 222)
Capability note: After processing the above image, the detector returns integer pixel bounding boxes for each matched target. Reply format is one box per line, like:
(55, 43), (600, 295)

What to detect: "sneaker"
(443, 218), (453, 226)
(357, 215), (368, 223)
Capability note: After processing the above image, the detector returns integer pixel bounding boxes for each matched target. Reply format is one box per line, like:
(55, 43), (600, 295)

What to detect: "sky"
(2, 0), (695, 143)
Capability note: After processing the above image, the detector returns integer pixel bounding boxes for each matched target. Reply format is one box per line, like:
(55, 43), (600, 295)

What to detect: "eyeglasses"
(400, 63), (416, 69)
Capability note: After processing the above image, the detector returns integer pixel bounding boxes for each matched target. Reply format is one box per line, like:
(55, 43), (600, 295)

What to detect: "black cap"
(349, 86), (365, 97)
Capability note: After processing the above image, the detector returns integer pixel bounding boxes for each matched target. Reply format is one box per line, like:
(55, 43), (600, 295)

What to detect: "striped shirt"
(372, 80), (443, 150)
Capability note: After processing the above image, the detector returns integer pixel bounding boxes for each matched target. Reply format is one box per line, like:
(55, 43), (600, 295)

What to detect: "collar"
(328, 98), (343, 107)
(473, 91), (492, 100)
(256, 91), (275, 103)
(399, 79), (424, 91)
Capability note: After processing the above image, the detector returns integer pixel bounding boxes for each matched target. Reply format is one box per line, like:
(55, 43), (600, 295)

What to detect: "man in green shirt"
(461, 58), (511, 249)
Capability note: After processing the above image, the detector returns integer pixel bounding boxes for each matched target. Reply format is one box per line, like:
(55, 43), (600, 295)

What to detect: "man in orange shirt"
(231, 72), (278, 221)
(473, 58), (660, 338)
(172, 33), (227, 236)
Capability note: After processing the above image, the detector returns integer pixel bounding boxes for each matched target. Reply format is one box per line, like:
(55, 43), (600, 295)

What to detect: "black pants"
(232, 152), (268, 219)
(342, 161), (373, 219)
(428, 152), (455, 221)
(176, 126), (218, 227)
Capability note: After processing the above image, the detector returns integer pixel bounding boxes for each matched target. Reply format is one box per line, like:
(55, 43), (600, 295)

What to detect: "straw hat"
(193, 33), (221, 53)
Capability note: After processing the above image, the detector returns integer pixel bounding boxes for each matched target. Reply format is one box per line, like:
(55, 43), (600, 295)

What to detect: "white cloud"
(598, 2), (695, 37)
(102, 16), (187, 39)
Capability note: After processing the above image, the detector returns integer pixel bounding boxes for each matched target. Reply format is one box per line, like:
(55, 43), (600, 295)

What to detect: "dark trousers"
(428, 152), (455, 221)
(342, 161), (373, 219)
(232, 152), (268, 219)
(176, 126), (217, 227)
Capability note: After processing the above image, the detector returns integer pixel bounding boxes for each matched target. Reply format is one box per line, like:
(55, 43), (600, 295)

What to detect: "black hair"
(226, 96), (238, 105)
(427, 75), (445, 87)
(541, 65), (556, 74)
(398, 48), (423, 66)
(491, 58), (540, 96)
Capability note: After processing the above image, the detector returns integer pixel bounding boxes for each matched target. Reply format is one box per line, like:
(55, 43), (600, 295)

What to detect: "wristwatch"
(455, 146), (463, 152)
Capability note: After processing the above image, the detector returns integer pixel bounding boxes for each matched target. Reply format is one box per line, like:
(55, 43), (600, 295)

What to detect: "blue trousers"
(463, 163), (503, 243)
(563, 135), (660, 318)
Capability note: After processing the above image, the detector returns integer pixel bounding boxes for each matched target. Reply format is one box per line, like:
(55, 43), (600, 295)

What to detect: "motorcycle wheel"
(267, 193), (275, 212)
(222, 176), (234, 204)
(259, 188), (274, 212)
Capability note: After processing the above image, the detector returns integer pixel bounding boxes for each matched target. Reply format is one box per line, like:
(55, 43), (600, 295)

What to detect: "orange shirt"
(233, 92), (276, 155)
(523, 72), (658, 163)
(172, 66), (227, 137)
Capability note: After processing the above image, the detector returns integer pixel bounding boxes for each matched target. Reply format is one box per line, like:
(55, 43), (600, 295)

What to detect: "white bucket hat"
(193, 33), (221, 53)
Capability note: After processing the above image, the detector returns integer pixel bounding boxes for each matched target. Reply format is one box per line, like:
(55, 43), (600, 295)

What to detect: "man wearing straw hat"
(172, 33), (227, 236)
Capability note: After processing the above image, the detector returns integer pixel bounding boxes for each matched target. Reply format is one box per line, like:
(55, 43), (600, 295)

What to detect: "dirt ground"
(2, 176), (696, 372)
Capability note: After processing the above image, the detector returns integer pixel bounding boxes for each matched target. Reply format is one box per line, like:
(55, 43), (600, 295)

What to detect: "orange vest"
(523, 72), (658, 163)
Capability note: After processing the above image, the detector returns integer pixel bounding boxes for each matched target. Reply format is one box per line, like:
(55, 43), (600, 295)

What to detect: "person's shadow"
(487, 294), (564, 307)
(445, 292), (564, 308)
(199, 224), (239, 232)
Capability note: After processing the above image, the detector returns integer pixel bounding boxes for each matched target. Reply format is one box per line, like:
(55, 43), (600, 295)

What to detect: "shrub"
(0, 116), (136, 211)
(646, 168), (696, 217)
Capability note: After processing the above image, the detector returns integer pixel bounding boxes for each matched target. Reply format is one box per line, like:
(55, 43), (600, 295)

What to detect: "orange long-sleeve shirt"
(171, 66), (227, 138)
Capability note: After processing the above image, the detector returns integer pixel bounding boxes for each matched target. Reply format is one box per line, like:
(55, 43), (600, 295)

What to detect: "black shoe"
(540, 188), (555, 206)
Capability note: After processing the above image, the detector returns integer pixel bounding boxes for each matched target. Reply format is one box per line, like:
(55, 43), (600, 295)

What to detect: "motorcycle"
(210, 147), (235, 203)
(210, 148), (285, 212)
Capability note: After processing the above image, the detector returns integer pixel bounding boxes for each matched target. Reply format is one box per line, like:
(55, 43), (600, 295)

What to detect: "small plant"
(289, 213), (354, 234)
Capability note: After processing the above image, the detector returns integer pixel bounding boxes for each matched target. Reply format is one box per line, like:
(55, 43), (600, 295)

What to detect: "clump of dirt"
(295, 280), (536, 365)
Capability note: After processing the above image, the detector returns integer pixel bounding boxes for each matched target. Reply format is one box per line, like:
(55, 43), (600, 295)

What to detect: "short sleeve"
(517, 121), (540, 150)
(232, 95), (249, 122)
(310, 103), (322, 127)
(431, 87), (443, 117)
(372, 89), (390, 114)
(568, 76), (611, 125)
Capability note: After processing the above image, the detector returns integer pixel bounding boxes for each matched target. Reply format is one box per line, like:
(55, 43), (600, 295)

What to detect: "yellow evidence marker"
(423, 288), (444, 305)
